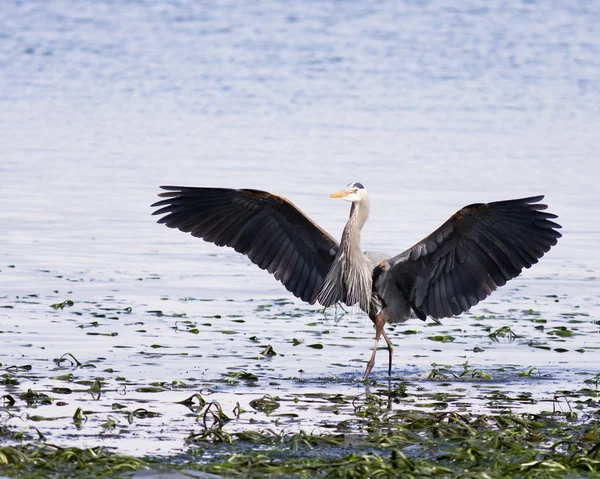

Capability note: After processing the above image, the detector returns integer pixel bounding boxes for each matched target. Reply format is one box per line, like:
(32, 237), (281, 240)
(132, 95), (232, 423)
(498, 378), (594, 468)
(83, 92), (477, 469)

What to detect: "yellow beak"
(330, 189), (350, 198)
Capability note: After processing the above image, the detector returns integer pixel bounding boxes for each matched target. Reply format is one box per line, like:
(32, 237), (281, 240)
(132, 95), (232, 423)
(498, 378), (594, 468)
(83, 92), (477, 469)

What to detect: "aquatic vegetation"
(1, 268), (599, 478)
(50, 300), (74, 310)
(3, 394), (600, 478)
(0, 445), (148, 478)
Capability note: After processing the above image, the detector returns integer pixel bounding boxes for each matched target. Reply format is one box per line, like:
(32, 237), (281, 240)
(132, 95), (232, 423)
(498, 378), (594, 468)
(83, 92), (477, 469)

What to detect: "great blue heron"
(151, 183), (561, 379)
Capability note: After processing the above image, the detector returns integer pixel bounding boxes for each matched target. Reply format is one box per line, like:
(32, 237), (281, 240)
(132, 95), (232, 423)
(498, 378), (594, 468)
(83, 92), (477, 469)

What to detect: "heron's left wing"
(381, 196), (561, 320)
(151, 186), (339, 304)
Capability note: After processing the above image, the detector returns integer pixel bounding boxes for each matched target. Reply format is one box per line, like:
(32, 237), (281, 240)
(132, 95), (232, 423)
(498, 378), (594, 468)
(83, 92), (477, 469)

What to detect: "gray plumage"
(152, 183), (562, 379)
(317, 200), (373, 313)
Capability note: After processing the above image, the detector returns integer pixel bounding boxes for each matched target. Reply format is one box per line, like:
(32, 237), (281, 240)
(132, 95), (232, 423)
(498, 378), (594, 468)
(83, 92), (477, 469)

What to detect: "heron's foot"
(337, 302), (349, 314)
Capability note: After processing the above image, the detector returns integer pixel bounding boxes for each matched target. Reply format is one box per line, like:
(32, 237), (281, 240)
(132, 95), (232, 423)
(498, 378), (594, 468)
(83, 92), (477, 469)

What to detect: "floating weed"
(399, 329), (419, 335)
(100, 416), (118, 430)
(584, 374), (600, 388)
(547, 326), (576, 338)
(176, 393), (207, 411)
(2, 394), (16, 406)
(86, 331), (118, 337)
(135, 386), (165, 393)
(19, 389), (53, 406)
(530, 318), (547, 323)
(289, 430), (346, 451)
(519, 367), (540, 377)
(51, 387), (72, 395)
(488, 325), (519, 341)
(72, 407), (86, 427)
(53, 353), (82, 367)
(0, 426), (31, 442)
(260, 345), (277, 356)
(195, 401), (231, 429)
(1, 375), (19, 387)
(186, 427), (233, 444)
(427, 367), (457, 380)
(172, 320), (199, 334)
(90, 379), (102, 400)
(233, 402), (246, 419)
(255, 303), (272, 312)
(528, 340), (552, 351)
(5, 365), (32, 372)
(427, 335), (455, 342)
(459, 362), (493, 380)
(126, 408), (161, 422)
(249, 395), (280, 415)
(50, 300), (74, 310)
(225, 371), (259, 382)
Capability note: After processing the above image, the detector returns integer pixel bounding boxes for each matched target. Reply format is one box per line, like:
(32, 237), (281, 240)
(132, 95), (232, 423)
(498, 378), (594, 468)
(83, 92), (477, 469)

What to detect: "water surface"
(1, 0), (599, 458)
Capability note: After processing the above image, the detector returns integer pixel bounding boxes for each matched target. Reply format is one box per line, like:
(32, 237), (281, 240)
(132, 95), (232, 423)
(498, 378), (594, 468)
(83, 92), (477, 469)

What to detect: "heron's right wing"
(151, 186), (339, 303)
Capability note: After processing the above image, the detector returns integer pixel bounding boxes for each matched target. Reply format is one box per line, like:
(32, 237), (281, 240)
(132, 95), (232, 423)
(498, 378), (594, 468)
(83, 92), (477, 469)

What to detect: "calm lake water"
(1, 0), (599, 458)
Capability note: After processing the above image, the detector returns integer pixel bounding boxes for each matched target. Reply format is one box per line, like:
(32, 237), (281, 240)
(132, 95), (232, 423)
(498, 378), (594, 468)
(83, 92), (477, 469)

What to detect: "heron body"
(152, 183), (561, 379)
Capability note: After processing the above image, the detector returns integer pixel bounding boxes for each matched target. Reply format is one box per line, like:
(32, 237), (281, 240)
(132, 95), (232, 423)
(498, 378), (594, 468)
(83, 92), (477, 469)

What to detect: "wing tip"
(151, 186), (187, 208)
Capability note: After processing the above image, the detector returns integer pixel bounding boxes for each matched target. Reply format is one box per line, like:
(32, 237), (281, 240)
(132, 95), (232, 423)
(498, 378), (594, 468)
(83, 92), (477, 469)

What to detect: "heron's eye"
(353, 188), (359, 193)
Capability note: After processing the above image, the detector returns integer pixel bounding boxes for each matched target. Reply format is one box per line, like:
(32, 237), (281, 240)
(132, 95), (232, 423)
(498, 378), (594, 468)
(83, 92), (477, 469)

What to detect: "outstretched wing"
(382, 196), (562, 320)
(151, 186), (339, 303)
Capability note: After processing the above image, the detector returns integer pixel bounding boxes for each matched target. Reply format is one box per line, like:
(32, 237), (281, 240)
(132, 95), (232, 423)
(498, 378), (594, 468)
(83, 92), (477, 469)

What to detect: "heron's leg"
(381, 330), (394, 376)
(364, 312), (386, 380)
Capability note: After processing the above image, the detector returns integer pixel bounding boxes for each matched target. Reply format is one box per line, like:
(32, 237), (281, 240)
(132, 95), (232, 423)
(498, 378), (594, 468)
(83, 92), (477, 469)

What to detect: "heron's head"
(330, 182), (367, 203)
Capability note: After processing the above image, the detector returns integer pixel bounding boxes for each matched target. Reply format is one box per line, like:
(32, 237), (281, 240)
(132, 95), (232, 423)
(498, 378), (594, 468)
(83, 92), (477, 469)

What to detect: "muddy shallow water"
(1, 0), (600, 462)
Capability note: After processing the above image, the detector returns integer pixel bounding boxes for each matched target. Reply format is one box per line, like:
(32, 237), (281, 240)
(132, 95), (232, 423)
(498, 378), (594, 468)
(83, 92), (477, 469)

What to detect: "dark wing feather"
(385, 196), (561, 320)
(151, 186), (339, 303)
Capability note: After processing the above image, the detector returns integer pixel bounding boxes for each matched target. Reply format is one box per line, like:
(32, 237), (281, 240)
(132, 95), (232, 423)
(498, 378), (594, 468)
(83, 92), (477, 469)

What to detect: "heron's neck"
(350, 197), (370, 230)
(343, 198), (370, 251)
